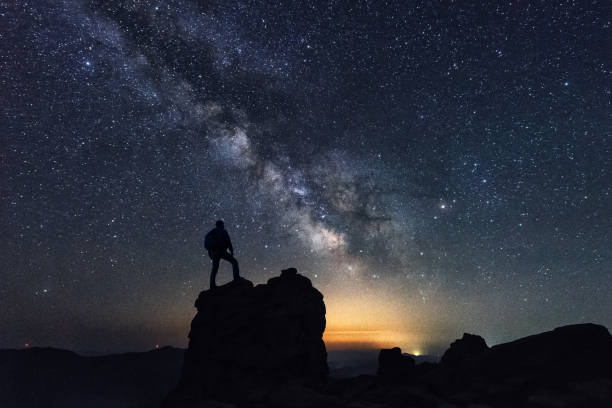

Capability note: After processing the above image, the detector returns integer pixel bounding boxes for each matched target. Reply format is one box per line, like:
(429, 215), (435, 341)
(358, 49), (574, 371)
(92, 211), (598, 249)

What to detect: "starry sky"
(2, 1), (611, 356)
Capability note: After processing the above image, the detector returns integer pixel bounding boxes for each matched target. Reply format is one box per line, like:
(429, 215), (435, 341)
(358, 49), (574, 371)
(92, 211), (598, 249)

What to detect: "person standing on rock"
(204, 220), (240, 288)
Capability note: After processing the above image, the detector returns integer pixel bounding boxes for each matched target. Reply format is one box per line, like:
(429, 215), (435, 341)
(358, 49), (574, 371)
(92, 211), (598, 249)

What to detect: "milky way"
(2, 1), (611, 355)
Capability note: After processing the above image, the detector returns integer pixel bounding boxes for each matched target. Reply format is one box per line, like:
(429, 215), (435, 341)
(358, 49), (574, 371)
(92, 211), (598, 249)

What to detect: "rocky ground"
(2, 269), (609, 408)
(163, 269), (612, 408)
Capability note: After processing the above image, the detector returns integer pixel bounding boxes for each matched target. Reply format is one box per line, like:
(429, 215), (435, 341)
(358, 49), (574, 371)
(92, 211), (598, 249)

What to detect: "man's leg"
(220, 252), (240, 280)
(210, 256), (220, 288)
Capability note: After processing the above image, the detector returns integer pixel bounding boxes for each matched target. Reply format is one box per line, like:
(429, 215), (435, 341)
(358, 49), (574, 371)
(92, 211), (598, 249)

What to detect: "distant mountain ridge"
(0, 346), (184, 408)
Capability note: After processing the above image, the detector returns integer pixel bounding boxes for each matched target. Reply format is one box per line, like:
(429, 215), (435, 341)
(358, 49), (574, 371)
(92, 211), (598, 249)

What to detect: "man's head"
(215, 220), (224, 229)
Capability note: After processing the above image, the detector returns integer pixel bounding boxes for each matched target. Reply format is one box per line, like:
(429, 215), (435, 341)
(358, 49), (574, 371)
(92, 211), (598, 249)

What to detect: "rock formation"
(162, 268), (612, 408)
(163, 268), (328, 407)
(7, 292), (611, 408)
(440, 332), (488, 368)
(377, 347), (415, 379)
(420, 323), (612, 407)
(478, 323), (612, 382)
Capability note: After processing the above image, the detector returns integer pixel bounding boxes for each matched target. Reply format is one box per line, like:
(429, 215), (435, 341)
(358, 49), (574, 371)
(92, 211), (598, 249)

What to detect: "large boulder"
(163, 268), (328, 407)
(479, 323), (612, 382)
(440, 333), (489, 368)
(427, 323), (612, 407)
(377, 347), (415, 379)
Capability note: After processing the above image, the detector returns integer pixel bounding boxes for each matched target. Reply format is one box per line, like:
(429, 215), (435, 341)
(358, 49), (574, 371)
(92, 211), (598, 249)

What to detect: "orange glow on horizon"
(322, 284), (431, 352)
(323, 329), (416, 350)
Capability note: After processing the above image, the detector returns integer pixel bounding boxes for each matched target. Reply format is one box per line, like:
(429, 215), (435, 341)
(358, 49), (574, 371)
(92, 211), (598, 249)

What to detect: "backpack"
(204, 228), (225, 250)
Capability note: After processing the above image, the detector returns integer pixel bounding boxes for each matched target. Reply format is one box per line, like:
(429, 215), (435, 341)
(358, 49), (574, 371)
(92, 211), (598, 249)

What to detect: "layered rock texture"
(164, 268), (328, 407)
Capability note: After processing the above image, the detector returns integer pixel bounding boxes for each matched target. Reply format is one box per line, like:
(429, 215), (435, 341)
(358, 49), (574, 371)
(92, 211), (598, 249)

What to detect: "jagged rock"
(377, 347), (415, 378)
(440, 333), (488, 368)
(479, 323), (612, 382)
(427, 323), (612, 406)
(163, 270), (328, 407)
(163, 278), (612, 408)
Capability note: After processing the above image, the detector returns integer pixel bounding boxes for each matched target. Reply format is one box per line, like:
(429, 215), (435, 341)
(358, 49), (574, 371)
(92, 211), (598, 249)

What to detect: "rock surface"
(440, 333), (488, 368)
(424, 323), (612, 407)
(162, 269), (612, 408)
(478, 323), (612, 382)
(163, 268), (328, 407)
(377, 347), (415, 379)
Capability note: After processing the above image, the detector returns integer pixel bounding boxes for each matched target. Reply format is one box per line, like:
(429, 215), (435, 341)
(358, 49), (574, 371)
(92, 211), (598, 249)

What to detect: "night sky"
(2, 1), (611, 356)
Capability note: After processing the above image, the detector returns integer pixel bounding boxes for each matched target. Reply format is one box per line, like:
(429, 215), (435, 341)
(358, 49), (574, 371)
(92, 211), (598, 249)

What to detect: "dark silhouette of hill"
(0, 346), (183, 408)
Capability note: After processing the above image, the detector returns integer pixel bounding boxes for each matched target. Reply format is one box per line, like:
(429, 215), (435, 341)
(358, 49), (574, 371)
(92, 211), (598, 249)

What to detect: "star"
(1, 0), (609, 357)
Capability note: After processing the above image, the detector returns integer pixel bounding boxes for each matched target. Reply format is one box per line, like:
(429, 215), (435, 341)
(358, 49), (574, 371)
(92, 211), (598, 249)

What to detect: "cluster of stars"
(0, 0), (610, 354)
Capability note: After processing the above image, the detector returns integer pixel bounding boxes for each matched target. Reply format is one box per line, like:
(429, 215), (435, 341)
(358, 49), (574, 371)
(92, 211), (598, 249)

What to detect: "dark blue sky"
(1, 0), (611, 355)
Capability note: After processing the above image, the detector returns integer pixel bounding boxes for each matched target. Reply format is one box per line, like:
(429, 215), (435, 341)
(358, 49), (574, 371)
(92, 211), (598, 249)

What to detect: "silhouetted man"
(204, 220), (240, 288)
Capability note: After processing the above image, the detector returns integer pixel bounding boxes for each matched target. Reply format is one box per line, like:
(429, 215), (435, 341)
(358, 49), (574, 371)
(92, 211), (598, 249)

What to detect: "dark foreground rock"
(360, 323), (612, 408)
(427, 324), (612, 391)
(5, 286), (610, 408)
(377, 347), (415, 379)
(440, 332), (488, 368)
(479, 323), (612, 382)
(163, 267), (612, 408)
(163, 268), (329, 407)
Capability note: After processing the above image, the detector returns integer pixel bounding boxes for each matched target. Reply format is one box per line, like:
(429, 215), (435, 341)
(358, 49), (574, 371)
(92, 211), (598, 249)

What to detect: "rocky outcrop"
(162, 270), (612, 408)
(440, 332), (488, 368)
(163, 268), (328, 407)
(479, 323), (612, 382)
(377, 347), (415, 379)
(423, 323), (612, 407)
